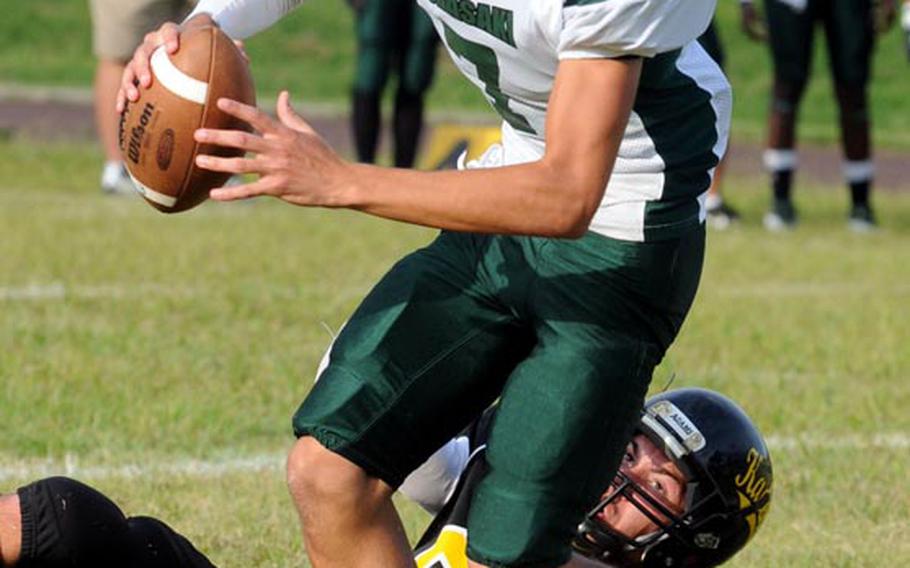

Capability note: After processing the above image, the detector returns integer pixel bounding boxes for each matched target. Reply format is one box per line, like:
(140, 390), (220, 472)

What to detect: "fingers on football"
(117, 67), (138, 112)
(276, 91), (316, 135)
(162, 22), (180, 53)
(209, 180), (270, 201)
(194, 128), (270, 153)
(195, 154), (260, 175)
(217, 98), (279, 134)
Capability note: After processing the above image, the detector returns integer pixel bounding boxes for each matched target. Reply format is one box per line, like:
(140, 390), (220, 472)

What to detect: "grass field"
(1, 137), (909, 566)
(3, 1), (910, 147)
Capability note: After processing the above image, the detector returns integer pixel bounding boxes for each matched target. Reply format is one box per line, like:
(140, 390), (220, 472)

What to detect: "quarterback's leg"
(465, 230), (705, 567)
(289, 232), (535, 568)
(287, 439), (413, 568)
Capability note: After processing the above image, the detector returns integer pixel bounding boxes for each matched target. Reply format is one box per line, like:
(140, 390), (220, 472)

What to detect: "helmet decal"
(734, 448), (773, 539)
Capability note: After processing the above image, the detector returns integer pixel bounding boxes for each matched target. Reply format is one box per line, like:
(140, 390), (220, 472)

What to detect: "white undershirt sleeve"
(186, 0), (306, 39)
(398, 436), (471, 515)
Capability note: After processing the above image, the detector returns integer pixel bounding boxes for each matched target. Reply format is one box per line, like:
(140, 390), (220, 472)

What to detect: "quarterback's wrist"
(182, 12), (217, 31)
(330, 162), (369, 209)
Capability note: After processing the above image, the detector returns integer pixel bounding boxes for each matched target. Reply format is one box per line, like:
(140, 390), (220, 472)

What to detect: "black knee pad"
(126, 516), (216, 568)
(16, 476), (130, 568)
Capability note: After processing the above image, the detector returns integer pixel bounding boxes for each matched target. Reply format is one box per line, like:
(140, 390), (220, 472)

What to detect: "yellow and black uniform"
(412, 409), (494, 568)
(13, 477), (215, 568)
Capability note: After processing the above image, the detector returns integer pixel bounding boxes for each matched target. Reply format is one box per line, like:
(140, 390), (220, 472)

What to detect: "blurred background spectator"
(89, 0), (196, 195)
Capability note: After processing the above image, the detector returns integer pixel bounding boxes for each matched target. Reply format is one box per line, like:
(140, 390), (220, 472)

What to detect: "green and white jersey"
(192, 0), (729, 241)
(418, 0), (731, 241)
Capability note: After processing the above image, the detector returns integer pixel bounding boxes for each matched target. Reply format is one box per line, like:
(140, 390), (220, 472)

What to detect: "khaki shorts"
(89, 0), (196, 60)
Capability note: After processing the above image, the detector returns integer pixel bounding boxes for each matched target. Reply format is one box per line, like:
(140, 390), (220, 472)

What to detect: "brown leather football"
(118, 25), (256, 213)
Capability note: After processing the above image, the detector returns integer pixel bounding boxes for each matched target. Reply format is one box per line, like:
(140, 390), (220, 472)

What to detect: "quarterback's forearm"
(339, 57), (640, 237)
(341, 159), (600, 238)
(186, 0), (304, 39)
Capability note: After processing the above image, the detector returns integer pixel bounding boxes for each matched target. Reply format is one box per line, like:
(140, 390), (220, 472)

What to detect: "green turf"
(3, 1), (910, 147)
(1, 139), (909, 565)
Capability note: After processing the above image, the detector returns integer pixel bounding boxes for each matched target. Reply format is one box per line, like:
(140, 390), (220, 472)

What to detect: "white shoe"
(763, 199), (798, 232)
(706, 201), (740, 231)
(847, 205), (877, 233)
(100, 161), (136, 196)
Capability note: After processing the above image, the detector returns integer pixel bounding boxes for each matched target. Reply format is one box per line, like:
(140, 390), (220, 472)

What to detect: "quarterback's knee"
(287, 437), (381, 515)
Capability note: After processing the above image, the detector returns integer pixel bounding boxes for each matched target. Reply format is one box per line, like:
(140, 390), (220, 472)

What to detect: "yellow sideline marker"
(419, 123), (501, 171)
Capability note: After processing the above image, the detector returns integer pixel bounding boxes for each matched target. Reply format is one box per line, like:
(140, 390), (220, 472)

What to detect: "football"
(118, 25), (256, 213)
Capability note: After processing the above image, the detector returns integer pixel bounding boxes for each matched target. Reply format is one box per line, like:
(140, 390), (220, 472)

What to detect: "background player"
(0, 389), (772, 568)
(347, 0), (437, 167)
(742, 0), (897, 232)
(89, 0), (196, 194)
(119, 0), (730, 565)
(698, 19), (742, 230)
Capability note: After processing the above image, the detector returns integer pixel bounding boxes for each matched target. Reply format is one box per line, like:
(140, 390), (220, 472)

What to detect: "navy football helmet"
(573, 388), (773, 567)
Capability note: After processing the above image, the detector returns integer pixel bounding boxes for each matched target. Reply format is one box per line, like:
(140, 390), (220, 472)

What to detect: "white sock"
(705, 193), (723, 210)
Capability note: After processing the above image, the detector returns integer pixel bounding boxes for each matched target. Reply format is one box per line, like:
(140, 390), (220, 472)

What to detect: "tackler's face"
(596, 434), (687, 539)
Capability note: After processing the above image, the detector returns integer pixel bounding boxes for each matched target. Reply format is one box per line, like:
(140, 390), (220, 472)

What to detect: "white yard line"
(710, 282), (910, 298)
(0, 282), (370, 306)
(0, 452), (286, 482)
(5, 280), (909, 303)
(0, 283), (189, 301)
(1, 433), (908, 482)
(765, 432), (910, 450)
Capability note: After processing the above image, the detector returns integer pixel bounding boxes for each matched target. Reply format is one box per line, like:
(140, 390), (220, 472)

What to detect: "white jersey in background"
(190, 0), (731, 242)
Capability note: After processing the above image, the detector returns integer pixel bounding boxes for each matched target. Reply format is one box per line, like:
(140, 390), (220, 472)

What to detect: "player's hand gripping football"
(115, 14), (247, 113)
(194, 91), (355, 207)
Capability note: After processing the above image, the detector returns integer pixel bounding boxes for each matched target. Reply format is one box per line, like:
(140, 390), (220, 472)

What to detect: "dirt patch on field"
(2, 97), (907, 192)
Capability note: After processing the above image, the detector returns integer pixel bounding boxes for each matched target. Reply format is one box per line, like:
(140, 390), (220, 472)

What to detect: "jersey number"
(443, 24), (535, 135)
